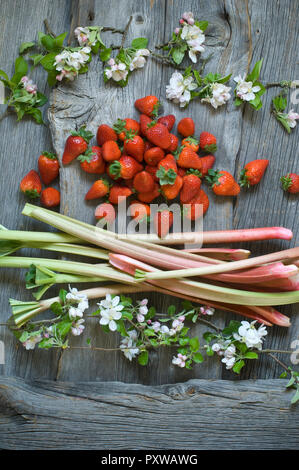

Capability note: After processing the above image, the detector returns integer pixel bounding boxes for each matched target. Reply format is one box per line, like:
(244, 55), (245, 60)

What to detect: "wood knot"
(135, 15), (144, 24)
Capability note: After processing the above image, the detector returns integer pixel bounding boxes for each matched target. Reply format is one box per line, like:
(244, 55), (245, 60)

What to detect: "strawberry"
(158, 154), (177, 173)
(109, 185), (133, 204)
(102, 140), (121, 162)
(135, 95), (159, 117)
(145, 165), (159, 182)
(175, 146), (202, 170)
(281, 173), (299, 194)
(146, 121), (171, 149)
(140, 114), (152, 136)
(154, 210), (173, 238)
(156, 166), (177, 186)
(137, 183), (160, 203)
(62, 126), (93, 165)
(95, 203), (116, 223)
(206, 169), (240, 196)
(38, 152), (60, 185)
(157, 114), (175, 131)
(113, 118), (140, 142)
(240, 159), (269, 187)
(180, 172), (202, 204)
(200, 155), (215, 176)
(20, 170), (42, 199)
(78, 146), (105, 174)
(199, 132), (217, 153)
(144, 140), (154, 153)
(85, 178), (110, 200)
(130, 200), (150, 221)
(166, 133), (179, 152)
(177, 117), (195, 137)
(96, 124), (117, 146)
(144, 147), (165, 166)
(40, 187), (60, 208)
(177, 168), (187, 178)
(182, 136), (199, 152)
(109, 155), (142, 180)
(161, 175), (183, 200)
(124, 133), (145, 162)
(133, 171), (155, 193)
(183, 189), (209, 220)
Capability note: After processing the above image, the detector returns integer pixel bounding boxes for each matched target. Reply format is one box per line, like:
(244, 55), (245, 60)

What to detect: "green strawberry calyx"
(156, 167), (177, 186)
(71, 125), (94, 143)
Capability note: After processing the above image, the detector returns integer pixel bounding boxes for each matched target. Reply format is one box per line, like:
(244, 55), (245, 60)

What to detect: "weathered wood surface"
(0, 0), (298, 450)
(0, 376), (298, 450)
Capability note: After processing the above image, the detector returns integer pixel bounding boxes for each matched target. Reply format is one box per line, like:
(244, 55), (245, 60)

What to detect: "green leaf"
(131, 37), (148, 49)
(30, 53), (44, 66)
(193, 352), (204, 363)
(146, 306), (156, 319)
(179, 337), (189, 346)
(247, 58), (263, 83)
(50, 301), (63, 316)
(100, 47), (112, 62)
(41, 34), (56, 52)
(171, 44), (187, 64)
(11, 56), (28, 83)
(38, 337), (55, 349)
(206, 346), (214, 356)
(40, 52), (57, 71)
(117, 319), (128, 337)
(189, 337), (200, 352)
(198, 21), (209, 32)
(144, 329), (156, 337)
(47, 69), (58, 87)
(232, 360), (245, 374)
(286, 376), (295, 388)
(54, 32), (68, 49)
(180, 327), (189, 337)
(291, 389), (299, 405)
(19, 41), (35, 54)
(0, 69), (9, 81)
(193, 70), (202, 86)
(203, 331), (214, 343)
(56, 319), (72, 338)
(26, 108), (44, 125)
(279, 371), (288, 379)
(243, 351), (258, 359)
(59, 289), (67, 304)
(167, 305), (176, 316)
(222, 320), (240, 336)
(138, 350), (149, 366)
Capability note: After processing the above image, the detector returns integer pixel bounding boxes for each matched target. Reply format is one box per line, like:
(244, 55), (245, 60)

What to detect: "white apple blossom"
(201, 82), (231, 109)
(211, 343), (221, 352)
(104, 59), (128, 82)
(22, 334), (42, 350)
(129, 49), (150, 71)
(66, 286), (89, 313)
(120, 330), (140, 361)
(200, 306), (215, 316)
(20, 76), (37, 94)
(222, 356), (236, 370)
(68, 306), (84, 320)
(152, 321), (161, 332)
(71, 319), (85, 336)
(286, 109), (299, 128)
(54, 47), (91, 81)
(74, 26), (98, 47)
(166, 71), (197, 107)
(172, 353), (187, 368)
(181, 24), (205, 63)
(182, 11), (195, 26)
(221, 344), (236, 369)
(98, 294), (124, 331)
(234, 74), (261, 101)
(233, 321), (267, 350)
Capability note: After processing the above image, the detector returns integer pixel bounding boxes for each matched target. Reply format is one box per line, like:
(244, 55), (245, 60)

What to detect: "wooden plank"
(0, 0), (72, 380)
(0, 376), (298, 449)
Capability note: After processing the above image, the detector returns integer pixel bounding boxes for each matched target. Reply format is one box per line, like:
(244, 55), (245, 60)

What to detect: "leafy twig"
(43, 19), (56, 38)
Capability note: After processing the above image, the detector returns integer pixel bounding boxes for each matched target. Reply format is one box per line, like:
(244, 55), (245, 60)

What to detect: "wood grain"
(0, 376), (298, 449)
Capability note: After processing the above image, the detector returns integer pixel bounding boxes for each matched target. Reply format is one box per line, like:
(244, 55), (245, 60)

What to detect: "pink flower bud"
(179, 18), (184, 24)
(147, 320), (152, 325)
(174, 27), (180, 35)
(178, 315), (185, 322)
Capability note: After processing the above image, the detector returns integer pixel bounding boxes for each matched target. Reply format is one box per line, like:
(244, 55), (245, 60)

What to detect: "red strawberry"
(78, 146), (105, 174)
(158, 154), (177, 173)
(199, 132), (217, 153)
(146, 121), (171, 149)
(137, 183), (160, 203)
(108, 155), (142, 180)
(145, 165), (159, 182)
(95, 203), (116, 223)
(113, 118), (140, 142)
(130, 200), (150, 221)
(177, 117), (195, 137)
(281, 173), (299, 194)
(206, 169), (240, 196)
(184, 189), (209, 220)
(20, 170), (42, 199)
(124, 133), (145, 162)
(178, 168), (187, 178)
(102, 140), (121, 162)
(156, 165), (177, 186)
(135, 95), (159, 117)
(175, 146), (202, 170)
(140, 114), (152, 136)
(96, 124), (117, 146)
(144, 147), (165, 166)
(109, 185), (133, 204)
(157, 114), (175, 131)
(166, 133), (179, 152)
(240, 159), (269, 187)
(154, 210), (173, 238)
(85, 179), (110, 200)
(180, 173), (202, 204)
(40, 187), (60, 208)
(133, 171), (154, 193)
(182, 136), (199, 152)
(161, 175), (183, 200)
(38, 152), (60, 185)
(62, 126), (93, 165)
(144, 140), (154, 153)
(200, 155), (215, 176)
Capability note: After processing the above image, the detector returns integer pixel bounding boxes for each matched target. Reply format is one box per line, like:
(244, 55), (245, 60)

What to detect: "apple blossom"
(129, 49), (150, 71)
(166, 71), (197, 107)
(286, 109), (299, 128)
(201, 82), (231, 109)
(172, 353), (187, 368)
(120, 330), (140, 361)
(98, 294), (124, 331)
(22, 334), (42, 350)
(234, 74), (261, 101)
(180, 24), (205, 63)
(71, 319), (85, 336)
(233, 321), (267, 350)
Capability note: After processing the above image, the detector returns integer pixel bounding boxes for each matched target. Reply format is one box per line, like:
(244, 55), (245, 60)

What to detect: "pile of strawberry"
(20, 94), (299, 235)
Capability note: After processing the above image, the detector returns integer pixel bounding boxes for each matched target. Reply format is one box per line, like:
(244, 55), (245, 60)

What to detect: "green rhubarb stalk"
(0, 256), (135, 284)
(0, 230), (82, 244)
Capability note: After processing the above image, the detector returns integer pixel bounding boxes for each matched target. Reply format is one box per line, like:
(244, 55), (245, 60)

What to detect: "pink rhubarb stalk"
(201, 227), (293, 244)
(183, 248), (251, 261)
